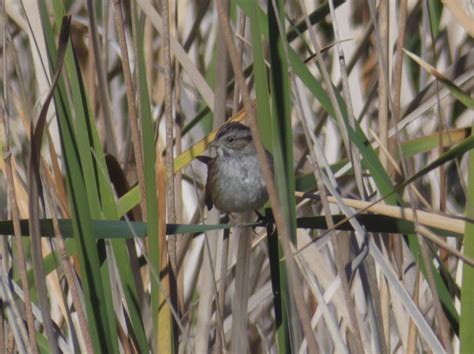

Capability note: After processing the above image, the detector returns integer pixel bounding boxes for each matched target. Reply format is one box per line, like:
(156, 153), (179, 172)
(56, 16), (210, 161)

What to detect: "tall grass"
(0, 0), (473, 353)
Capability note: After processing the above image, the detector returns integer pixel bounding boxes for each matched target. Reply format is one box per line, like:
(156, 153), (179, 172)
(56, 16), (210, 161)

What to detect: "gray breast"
(212, 155), (268, 212)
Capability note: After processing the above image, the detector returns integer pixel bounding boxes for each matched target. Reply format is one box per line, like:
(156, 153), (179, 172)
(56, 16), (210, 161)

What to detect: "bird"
(197, 122), (273, 214)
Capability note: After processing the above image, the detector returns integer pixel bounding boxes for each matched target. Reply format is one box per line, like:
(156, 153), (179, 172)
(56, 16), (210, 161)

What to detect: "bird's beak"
(209, 140), (218, 148)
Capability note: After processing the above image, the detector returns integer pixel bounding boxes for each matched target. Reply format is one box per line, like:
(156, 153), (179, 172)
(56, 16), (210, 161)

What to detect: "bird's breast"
(210, 155), (268, 213)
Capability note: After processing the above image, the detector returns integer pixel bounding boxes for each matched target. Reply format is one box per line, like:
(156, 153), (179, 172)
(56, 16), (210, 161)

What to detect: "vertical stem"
(378, 0), (392, 327)
(377, 0), (389, 172)
(171, 1), (185, 316)
(215, 228), (230, 353)
(112, 0), (147, 217)
(406, 266), (420, 354)
(2, 158), (35, 354)
(231, 9), (246, 112)
(161, 0), (178, 349)
(392, 0), (407, 128)
(460, 122), (474, 352)
(213, 0), (230, 352)
(231, 212), (253, 354)
(163, 0), (176, 240)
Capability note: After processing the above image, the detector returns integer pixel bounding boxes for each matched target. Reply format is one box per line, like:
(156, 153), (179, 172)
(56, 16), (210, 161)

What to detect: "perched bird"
(197, 122), (272, 213)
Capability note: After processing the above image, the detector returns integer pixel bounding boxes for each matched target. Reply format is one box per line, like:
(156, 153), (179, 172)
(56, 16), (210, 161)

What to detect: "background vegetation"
(0, 0), (472, 353)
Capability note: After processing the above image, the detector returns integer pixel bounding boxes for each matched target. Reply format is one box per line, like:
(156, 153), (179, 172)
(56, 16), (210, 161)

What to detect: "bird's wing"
(204, 175), (213, 211)
(196, 155), (214, 210)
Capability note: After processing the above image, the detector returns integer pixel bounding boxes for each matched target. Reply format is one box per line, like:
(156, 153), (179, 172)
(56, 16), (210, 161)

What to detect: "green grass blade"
(0, 219), (235, 239)
(134, 9), (162, 345)
(460, 124), (474, 351)
(404, 49), (474, 109)
(247, 0), (272, 148)
(400, 128), (471, 158)
(267, 0), (301, 349)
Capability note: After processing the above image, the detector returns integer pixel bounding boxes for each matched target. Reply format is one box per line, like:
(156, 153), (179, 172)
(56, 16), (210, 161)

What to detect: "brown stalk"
(426, 0), (448, 266)
(377, 0), (390, 170)
(127, 0), (146, 312)
(161, 0), (179, 348)
(380, 275), (391, 351)
(173, 21), (186, 326)
(231, 212), (253, 354)
(2, 157), (36, 354)
(156, 141), (173, 350)
(392, 0), (407, 129)
(231, 9), (246, 112)
(170, 2), (186, 330)
(163, 0), (176, 255)
(215, 226), (230, 353)
(111, 0), (147, 218)
(214, 0), (319, 351)
(407, 267), (420, 353)
(6, 327), (15, 353)
(212, 0), (230, 352)
(376, 4), (391, 349)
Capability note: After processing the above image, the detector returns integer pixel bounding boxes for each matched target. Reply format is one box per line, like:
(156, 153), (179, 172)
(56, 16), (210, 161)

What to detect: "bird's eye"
(226, 137), (234, 143)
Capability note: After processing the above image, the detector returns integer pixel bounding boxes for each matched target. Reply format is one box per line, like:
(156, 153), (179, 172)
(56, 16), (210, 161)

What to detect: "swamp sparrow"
(198, 122), (273, 213)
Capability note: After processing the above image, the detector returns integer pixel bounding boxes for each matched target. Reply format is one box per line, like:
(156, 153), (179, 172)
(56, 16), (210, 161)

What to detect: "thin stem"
(112, 0), (147, 218)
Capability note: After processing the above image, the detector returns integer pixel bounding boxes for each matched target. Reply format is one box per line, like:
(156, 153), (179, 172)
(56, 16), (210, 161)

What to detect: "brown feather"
(196, 155), (212, 165)
(196, 155), (215, 210)
(215, 122), (250, 140)
(205, 173), (213, 210)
